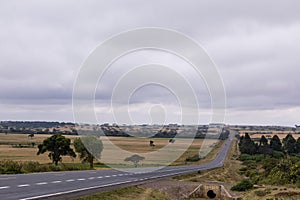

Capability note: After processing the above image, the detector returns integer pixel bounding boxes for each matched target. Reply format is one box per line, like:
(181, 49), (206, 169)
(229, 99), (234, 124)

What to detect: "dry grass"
(173, 138), (244, 184)
(242, 187), (300, 200)
(0, 134), (81, 164)
(69, 186), (169, 200)
(0, 133), (221, 166)
(99, 137), (217, 166)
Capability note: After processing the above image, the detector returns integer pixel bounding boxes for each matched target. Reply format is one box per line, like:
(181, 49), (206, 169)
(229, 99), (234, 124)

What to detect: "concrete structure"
(188, 183), (240, 200)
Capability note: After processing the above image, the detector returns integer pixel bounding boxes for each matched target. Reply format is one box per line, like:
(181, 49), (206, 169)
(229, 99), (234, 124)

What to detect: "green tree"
(37, 134), (76, 165)
(259, 135), (268, 147)
(239, 133), (257, 155)
(74, 136), (103, 169)
(264, 158), (294, 185)
(258, 135), (271, 155)
(262, 157), (279, 176)
(283, 134), (296, 155)
(124, 154), (145, 167)
(295, 137), (300, 154)
(270, 135), (282, 152)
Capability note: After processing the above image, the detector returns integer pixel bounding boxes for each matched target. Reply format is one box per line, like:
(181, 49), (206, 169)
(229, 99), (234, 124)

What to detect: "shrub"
(185, 155), (200, 162)
(272, 151), (285, 159)
(239, 154), (254, 161)
(22, 161), (45, 173)
(255, 189), (271, 197)
(239, 166), (248, 173)
(0, 160), (22, 174)
(231, 179), (253, 191)
(243, 160), (257, 169)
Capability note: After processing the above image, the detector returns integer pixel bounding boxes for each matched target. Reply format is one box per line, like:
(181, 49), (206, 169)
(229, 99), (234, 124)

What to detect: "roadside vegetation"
(0, 160), (107, 174)
(68, 186), (169, 200)
(237, 133), (300, 187)
(173, 138), (244, 184)
(173, 132), (300, 199)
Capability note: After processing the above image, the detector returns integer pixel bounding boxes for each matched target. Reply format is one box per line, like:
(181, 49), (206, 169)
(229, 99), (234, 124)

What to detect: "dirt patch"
(142, 179), (200, 200)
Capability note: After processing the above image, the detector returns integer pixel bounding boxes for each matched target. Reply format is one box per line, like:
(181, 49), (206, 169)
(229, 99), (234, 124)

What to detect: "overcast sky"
(0, 0), (299, 126)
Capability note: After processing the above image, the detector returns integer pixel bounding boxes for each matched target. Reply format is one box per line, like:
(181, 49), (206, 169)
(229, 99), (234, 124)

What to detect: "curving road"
(0, 131), (236, 200)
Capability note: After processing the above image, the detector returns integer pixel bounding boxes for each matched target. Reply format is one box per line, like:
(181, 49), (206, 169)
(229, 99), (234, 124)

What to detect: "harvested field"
(0, 133), (221, 166)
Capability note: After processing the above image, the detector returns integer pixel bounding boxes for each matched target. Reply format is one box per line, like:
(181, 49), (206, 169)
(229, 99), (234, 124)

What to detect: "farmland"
(0, 133), (221, 167)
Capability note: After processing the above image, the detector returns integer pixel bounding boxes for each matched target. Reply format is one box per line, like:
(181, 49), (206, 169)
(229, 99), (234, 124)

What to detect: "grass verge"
(172, 138), (243, 184)
(68, 186), (169, 200)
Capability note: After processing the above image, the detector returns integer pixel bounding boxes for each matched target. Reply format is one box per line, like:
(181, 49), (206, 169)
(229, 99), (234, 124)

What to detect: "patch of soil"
(141, 179), (200, 200)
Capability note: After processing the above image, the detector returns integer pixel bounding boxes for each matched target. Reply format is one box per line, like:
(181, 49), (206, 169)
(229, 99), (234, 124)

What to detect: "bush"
(231, 179), (253, 191)
(239, 154), (254, 161)
(245, 169), (258, 179)
(0, 160), (22, 174)
(239, 166), (248, 173)
(240, 154), (265, 162)
(272, 151), (285, 159)
(21, 161), (49, 173)
(0, 160), (92, 174)
(185, 155), (200, 162)
(253, 154), (265, 162)
(242, 160), (257, 169)
(255, 189), (271, 197)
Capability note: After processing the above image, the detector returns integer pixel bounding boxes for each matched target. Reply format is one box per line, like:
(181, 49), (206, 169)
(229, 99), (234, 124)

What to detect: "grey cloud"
(0, 0), (299, 125)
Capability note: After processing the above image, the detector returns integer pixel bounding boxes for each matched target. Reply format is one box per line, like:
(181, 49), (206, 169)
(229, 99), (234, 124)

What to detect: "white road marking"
(51, 181), (61, 184)
(118, 174), (123, 176)
(19, 180), (134, 200)
(97, 176), (103, 179)
(88, 177), (95, 180)
(112, 175), (117, 177)
(0, 186), (10, 189)
(16, 133), (234, 200)
(35, 182), (48, 185)
(18, 184), (30, 187)
(66, 179), (75, 182)
(77, 178), (85, 181)
(105, 175), (110, 178)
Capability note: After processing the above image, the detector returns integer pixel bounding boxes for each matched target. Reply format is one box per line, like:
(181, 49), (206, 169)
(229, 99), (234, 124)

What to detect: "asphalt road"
(0, 131), (236, 200)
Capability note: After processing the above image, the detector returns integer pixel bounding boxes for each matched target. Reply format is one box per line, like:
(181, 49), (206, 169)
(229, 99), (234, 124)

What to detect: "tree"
(37, 134), (76, 165)
(296, 137), (300, 153)
(239, 133), (257, 155)
(283, 134), (296, 155)
(259, 135), (268, 147)
(124, 154), (145, 167)
(270, 135), (282, 152)
(74, 136), (103, 169)
(258, 135), (271, 155)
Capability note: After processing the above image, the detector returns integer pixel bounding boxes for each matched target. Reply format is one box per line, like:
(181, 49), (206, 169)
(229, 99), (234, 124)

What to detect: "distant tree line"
(239, 133), (300, 156)
(0, 121), (77, 135)
(238, 133), (300, 187)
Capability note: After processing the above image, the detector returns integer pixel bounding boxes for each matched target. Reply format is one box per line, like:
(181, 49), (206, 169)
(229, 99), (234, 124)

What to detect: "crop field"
(0, 133), (221, 167)
(239, 133), (300, 140)
(0, 134), (80, 164)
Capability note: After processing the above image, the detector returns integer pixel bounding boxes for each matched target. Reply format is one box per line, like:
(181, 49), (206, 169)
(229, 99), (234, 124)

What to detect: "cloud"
(0, 0), (299, 125)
